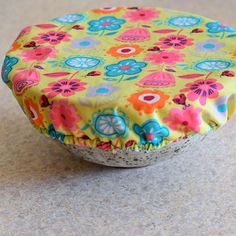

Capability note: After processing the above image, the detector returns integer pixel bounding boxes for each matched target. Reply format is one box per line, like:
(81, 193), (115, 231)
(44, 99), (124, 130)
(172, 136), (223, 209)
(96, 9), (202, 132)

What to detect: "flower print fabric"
(53, 13), (86, 24)
(196, 40), (225, 52)
(88, 16), (125, 32)
(24, 98), (44, 126)
(123, 8), (160, 22)
(50, 100), (81, 132)
(19, 46), (58, 61)
(12, 69), (40, 95)
(42, 79), (87, 98)
(206, 22), (236, 33)
(1, 56), (19, 83)
(128, 90), (169, 114)
(108, 44), (143, 57)
(71, 37), (100, 49)
(33, 31), (71, 45)
(133, 119), (169, 146)
(105, 59), (147, 77)
(163, 107), (202, 133)
(116, 28), (150, 42)
(145, 50), (185, 65)
(155, 35), (194, 49)
(87, 83), (120, 97)
(1, 6), (236, 152)
(137, 72), (176, 88)
(180, 79), (224, 105)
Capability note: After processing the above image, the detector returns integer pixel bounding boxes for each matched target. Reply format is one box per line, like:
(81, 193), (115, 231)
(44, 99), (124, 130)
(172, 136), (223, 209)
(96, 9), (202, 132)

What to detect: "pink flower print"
(42, 79), (87, 98)
(123, 8), (160, 22)
(50, 100), (81, 132)
(12, 69), (40, 95)
(163, 106), (202, 133)
(116, 28), (150, 42)
(180, 79), (224, 105)
(145, 50), (185, 65)
(19, 46), (58, 61)
(155, 35), (194, 49)
(137, 71), (176, 88)
(33, 31), (71, 45)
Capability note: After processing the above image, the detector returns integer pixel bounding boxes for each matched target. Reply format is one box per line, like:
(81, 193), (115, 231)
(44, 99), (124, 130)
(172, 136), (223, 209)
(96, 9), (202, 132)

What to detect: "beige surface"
(0, 0), (236, 235)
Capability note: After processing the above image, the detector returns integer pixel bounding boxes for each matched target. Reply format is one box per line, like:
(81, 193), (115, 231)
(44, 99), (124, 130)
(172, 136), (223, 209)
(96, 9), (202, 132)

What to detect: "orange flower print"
(108, 44), (143, 58)
(128, 90), (169, 114)
(233, 51), (236, 57)
(24, 98), (43, 126)
(92, 7), (123, 14)
(8, 41), (21, 53)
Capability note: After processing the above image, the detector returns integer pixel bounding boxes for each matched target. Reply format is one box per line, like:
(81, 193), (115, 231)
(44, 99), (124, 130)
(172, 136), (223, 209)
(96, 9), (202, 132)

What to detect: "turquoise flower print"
(48, 124), (65, 143)
(104, 59), (147, 82)
(1, 56), (19, 83)
(92, 108), (128, 139)
(133, 119), (169, 146)
(64, 56), (101, 69)
(168, 16), (202, 28)
(88, 16), (125, 32)
(53, 13), (86, 24)
(194, 59), (232, 71)
(206, 22), (236, 33)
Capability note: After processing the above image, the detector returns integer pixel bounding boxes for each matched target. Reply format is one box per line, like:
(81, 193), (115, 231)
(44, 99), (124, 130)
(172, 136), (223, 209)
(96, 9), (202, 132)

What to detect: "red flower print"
(125, 140), (136, 148)
(50, 100), (81, 132)
(123, 8), (160, 22)
(145, 50), (185, 65)
(163, 106), (202, 133)
(155, 35), (194, 49)
(33, 31), (71, 45)
(19, 46), (58, 61)
(96, 141), (112, 151)
(42, 79), (87, 98)
(180, 78), (224, 105)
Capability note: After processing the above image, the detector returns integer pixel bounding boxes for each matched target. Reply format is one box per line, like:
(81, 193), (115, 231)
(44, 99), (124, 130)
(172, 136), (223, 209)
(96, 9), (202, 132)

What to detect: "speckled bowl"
(61, 133), (206, 167)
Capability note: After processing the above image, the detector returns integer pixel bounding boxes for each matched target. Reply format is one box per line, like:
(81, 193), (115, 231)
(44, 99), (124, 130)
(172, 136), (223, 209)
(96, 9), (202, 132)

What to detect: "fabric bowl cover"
(1, 6), (236, 167)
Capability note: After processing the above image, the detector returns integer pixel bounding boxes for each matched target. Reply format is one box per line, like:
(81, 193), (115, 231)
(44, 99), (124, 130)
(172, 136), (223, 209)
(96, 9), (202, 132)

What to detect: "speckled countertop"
(0, 0), (236, 235)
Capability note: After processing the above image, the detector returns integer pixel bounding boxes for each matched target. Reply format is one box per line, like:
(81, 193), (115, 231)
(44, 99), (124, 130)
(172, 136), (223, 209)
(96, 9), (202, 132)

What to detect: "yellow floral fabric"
(2, 6), (236, 151)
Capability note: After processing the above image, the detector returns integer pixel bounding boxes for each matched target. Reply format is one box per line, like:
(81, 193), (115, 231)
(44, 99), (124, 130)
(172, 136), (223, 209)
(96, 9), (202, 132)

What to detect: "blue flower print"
(194, 59), (232, 71)
(105, 59), (147, 77)
(88, 16), (125, 32)
(92, 108), (128, 139)
(206, 22), (236, 33)
(133, 119), (169, 146)
(64, 56), (101, 70)
(53, 13), (86, 24)
(168, 16), (202, 28)
(48, 124), (65, 143)
(1, 56), (19, 83)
